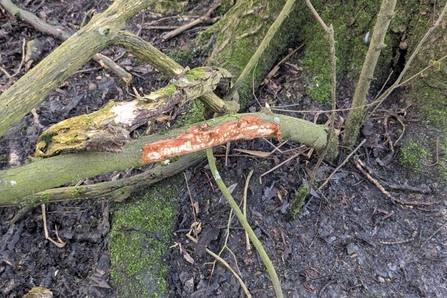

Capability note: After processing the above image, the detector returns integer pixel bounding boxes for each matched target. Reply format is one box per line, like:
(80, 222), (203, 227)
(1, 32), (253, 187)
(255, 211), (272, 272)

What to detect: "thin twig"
(424, 220), (447, 243)
(259, 151), (301, 184)
(163, 3), (221, 41)
(184, 172), (198, 223)
(317, 139), (366, 191)
(379, 230), (418, 245)
(354, 159), (436, 206)
(186, 233), (252, 298)
(41, 204), (66, 248)
(243, 169), (254, 251)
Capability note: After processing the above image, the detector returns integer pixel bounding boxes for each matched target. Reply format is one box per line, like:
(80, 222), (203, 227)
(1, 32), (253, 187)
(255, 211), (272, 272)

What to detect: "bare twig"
(41, 204), (66, 248)
(259, 151), (301, 184)
(186, 233), (252, 298)
(354, 159), (436, 206)
(317, 139), (366, 191)
(184, 172), (198, 223)
(163, 3), (221, 41)
(0, 38), (26, 79)
(243, 169), (254, 251)
(424, 220), (447, 243)
(379, 230), (418, 245)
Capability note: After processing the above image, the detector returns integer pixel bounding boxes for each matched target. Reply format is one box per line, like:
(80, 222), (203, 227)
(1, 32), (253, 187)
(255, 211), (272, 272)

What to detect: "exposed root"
(354, 159), (436, 207)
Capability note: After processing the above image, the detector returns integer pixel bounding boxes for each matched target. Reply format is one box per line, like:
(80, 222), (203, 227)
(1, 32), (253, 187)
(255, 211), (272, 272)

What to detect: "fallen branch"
(7, 154), (203, 212)
(0, 112), (328, 206)
(35, 66), (232, 157)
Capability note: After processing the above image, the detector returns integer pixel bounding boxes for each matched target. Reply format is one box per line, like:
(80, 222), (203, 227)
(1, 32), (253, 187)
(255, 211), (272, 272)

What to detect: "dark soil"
(1, 1), (447, 298)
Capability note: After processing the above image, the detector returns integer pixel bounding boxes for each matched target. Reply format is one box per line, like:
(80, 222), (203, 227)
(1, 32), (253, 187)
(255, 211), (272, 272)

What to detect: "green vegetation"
(299, 1), (380, 104)
(288, 185), (309, 218)
(109, 175), (183, 297)
(170, 46), (196, 67)
(185, 100), (206, 125)
(399, 141), (428, 173)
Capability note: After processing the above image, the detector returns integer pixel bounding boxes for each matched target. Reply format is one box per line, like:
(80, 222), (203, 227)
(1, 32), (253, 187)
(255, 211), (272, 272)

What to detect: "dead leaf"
(181, 247), (195, 264)
(89, 269), (111, 288)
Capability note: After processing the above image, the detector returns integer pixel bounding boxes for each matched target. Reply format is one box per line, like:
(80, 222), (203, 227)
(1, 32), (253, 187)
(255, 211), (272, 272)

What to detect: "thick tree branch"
(9, 154), (203, 209)
(0, 112), (327, 206)
(34, 66), (233, 157)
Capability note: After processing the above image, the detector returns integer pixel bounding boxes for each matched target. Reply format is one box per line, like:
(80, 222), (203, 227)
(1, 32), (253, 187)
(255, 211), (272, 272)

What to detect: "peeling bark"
(141, 115), (282, 163)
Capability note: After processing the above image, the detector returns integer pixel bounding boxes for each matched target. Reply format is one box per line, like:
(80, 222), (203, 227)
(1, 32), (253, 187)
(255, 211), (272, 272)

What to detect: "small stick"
(163, 3), (221, 41)
(184, 172), (198, 223)
(424, 220), (447, 243)
(317, 139), (366, 191)
(186, 233), (252, 298)
(259, 151), (301, 184)
(243, 169), (254, 251)
(379, 230), (418, 245)
(355, 159), (436, 206)
(41, 204), (66, 248)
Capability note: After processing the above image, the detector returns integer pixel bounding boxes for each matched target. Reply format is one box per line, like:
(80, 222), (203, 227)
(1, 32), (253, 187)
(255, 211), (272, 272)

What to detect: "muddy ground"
(1, 0), (447, 297)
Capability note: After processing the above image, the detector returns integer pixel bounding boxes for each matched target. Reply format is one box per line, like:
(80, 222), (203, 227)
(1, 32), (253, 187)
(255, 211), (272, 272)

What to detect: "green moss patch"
(109, 175), (183, 297)
(399, 140), (429, 174)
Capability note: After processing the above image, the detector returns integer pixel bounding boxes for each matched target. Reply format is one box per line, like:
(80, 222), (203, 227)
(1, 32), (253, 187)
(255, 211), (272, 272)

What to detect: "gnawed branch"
(34, 66), (233, 157)
(0, 112), (328, 206)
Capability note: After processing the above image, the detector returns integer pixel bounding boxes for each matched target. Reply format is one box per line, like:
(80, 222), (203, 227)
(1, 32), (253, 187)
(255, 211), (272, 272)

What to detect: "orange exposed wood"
(141, 116), (281, 163)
